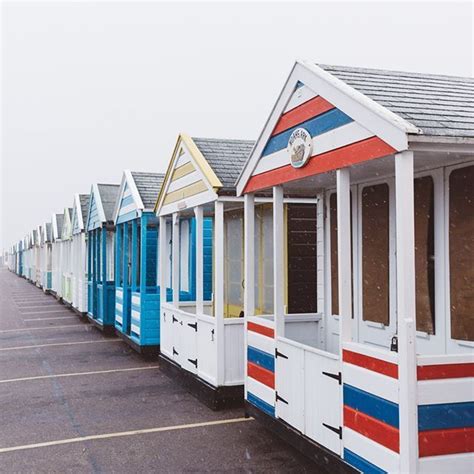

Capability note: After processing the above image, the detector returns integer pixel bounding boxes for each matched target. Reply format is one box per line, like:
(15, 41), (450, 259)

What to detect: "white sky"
(1, 1), (472, 250)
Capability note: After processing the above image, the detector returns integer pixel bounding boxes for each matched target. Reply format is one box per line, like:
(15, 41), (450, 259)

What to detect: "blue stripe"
(247, 392), (275, 417)
(343, 384), (399, 428)
(117, 210), (139, 224)
(120, 194), (134, 208)
(344, 449), (386, 474)
(262, 108), (353, 157)
(418, 402), (474, 431)
(248, 346), (274, 372)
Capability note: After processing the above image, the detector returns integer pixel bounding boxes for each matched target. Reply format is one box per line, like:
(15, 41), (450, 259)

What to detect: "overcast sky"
(1, 1), (472, 250)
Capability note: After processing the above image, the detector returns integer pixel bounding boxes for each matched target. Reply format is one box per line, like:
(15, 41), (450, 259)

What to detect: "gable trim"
(112, 170), (144, 224)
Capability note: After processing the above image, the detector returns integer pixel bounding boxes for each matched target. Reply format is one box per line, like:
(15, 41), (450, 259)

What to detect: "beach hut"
(16, 240), (23, 276)
(71, 194), (90, 315)
(51, 213), (64, 298)
(112, 171), (167, 353)
(86, 183), (120, 333)
(30, 228), (40, 285)
(236, 62), (474, 473)
(60, 208), (74, 304)
(39, 223), (53, 291)
(156, 135), (268, 408)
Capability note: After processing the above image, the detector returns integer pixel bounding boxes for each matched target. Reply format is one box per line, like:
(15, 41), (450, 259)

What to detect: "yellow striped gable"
(154, 134), (223, 214)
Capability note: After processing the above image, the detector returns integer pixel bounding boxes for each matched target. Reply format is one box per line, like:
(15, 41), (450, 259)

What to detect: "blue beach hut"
(86, 183), (120, 334)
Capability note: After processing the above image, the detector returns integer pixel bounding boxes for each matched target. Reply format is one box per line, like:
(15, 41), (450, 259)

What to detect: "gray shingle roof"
(79, 194), (90, 225)
(45, 222), (52, 242)
(97, 184), (120, 222)
(131, 172), (165, 210)
(318, 64), (474, 138)
(192, 137), (255, 192)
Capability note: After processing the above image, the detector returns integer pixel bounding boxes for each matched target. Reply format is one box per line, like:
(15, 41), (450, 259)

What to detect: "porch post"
(159, 216), (167, 304)
(140, 215), (148, 294)
(115, 225), (122, 287)
(131, 220), (138, 292)
(244, 193), (255, 398)
(336, 168), (352, 344)
(214, 200), (225, 385)
(395, 150), (418, 472)
(273, 185), (285, 338)
(194, 206), (204, 315)
(172, 213), (180, 308)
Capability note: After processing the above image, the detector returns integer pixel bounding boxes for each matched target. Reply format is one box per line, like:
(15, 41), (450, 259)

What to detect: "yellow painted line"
(0, 339), (121, 352)
(0, 417), (253, 454)
(0, 366), (160, 384)
(0, 324), (84, 334)
(171, 161), (195, 181)
(163, 180), (208, 205)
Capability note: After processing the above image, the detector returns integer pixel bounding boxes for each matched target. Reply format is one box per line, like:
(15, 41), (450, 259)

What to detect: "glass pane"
(362, 183), (389, 325)
(449, 165), (474, 341)
(414, 176), (435, 334)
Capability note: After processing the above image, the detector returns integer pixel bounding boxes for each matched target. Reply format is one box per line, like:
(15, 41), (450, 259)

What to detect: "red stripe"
(417, 363), (474, 380)
(272, 96), (334, 136)
(248, 321), (274, 338)
(419, 427), (474, 457)
(247, 362), (275, 388)
(245, 137), (396, 193)
(344, 406), (399, 453)
(343, 349), (398, 379)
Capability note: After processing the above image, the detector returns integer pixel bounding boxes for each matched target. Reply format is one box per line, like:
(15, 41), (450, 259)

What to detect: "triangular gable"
(155, 134), (222, 216)
(236, 61), (419, 195)
(86, 184), (107, 231)
(71, 194), (86, 235)
(113, 170), (144, 225)
(61, 208), (73, 240)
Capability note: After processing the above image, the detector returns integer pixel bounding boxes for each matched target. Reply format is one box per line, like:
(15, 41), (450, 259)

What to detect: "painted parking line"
(0, 366), (160, 384)
(19, 309), (73, 315)
(0, 339), (121, 352)
(23, 316), (76, 322)
(0, 324), (85, 334)
(0, 417), (253, 454)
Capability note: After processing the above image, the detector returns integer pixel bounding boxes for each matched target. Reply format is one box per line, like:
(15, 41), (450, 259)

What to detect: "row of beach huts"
(4, 62), (473, 473)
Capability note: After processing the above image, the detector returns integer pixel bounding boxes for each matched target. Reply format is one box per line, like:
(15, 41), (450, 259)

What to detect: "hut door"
(180, 312), (198, 374)
(357, 180), (397, 349)
(275, 339), (304, 433)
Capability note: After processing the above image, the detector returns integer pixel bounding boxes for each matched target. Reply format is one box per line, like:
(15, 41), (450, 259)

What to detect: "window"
(414, 176), (435, 334)
(362, 183), (390, 325)
(449, 165), (474, 342)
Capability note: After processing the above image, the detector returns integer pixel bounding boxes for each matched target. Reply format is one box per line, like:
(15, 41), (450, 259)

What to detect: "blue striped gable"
(117, 181), (140, 224)
(72, 206), (81, 235)
(87, 190), (102, 231)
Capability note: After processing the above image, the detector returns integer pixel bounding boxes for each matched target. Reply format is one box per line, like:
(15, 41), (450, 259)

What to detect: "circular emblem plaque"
(287, 128), (312, 168)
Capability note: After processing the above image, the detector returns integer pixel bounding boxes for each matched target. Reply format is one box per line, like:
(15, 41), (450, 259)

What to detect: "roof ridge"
(192, 136), (255, 143)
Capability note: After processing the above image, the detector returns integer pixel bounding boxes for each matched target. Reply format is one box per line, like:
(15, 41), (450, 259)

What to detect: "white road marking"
(16, 305), (60, 309)
(0, 366), (160, 384)
(0, 417), (253, 454)
(19, 309), (72, 315)
(0, 339), (120, 352)
(0, 324), (85, 334)
(23, 316), (76, 322)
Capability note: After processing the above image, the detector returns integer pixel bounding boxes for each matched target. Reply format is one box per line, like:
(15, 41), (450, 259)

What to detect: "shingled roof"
(192, 137), (255, 192)
(97, 184), (120, 222)
(45, 222), (52, 242)
(318, 64), (474, 139)
(79, 194), (90, 226)
(130, 172), (165, 210)
(55, 213), (64, 238)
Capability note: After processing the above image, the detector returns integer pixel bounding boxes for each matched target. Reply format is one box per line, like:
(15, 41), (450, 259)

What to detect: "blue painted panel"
(418, 402), (474, 431)
(344, 449), (386, 474)
(120, 194), (134, 208)
(87, 191), (102, 231)
(247, 392), (275, 417)
(248, 346), (275, 372)
(343, 384), (399, 428)
(262, 108), (353, 157)
(117, 210), (140, 224)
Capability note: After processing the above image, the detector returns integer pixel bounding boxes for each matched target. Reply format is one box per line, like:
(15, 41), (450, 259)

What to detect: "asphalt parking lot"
(0, 268), (315, 473)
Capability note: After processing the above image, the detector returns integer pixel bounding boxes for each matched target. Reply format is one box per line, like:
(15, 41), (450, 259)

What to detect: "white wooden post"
(395, 150), (418, 473)
(244, 193), (255, 398)
(214, 200), (225, 385)
(172, 213), (180, 308)
(194, 206), (204, 315)
(159, 216), (167, 305)
(273, 186), (285, 338)
(337, 168), (352, 345)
